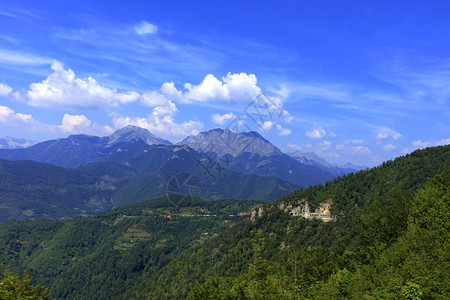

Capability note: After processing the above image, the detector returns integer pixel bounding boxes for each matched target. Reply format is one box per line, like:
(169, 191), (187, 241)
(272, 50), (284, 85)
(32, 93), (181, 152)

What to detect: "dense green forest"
(120, 145), (449, 299)
(0, 197), (263, 299)
(0, 145), (448, 299)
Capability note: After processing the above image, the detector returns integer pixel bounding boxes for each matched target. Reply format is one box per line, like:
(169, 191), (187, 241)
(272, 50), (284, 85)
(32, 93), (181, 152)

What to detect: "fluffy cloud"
(257, 120), (274, 132)
(375, 130), (401, 144)
(58, 114), (91, 133)
(0, 83), (12, 96)
(0, 105), (36, 126)
(0, 105), (112, 135)
(140, 91), (173, 107)
(211, 112), (236, 125)
(58, 114), (113, 134)
(163, 73), (261, 103)
(27, 61), (140, 109)
(112, 101), (202, 141)
(134, 21), (158, 35)
(392, 133), (402, 141)
(306, 127), (327, 139)
(276, 124), (291, 136)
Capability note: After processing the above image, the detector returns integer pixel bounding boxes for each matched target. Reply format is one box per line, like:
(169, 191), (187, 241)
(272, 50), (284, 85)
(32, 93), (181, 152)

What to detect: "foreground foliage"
(0, 265), (52, 299)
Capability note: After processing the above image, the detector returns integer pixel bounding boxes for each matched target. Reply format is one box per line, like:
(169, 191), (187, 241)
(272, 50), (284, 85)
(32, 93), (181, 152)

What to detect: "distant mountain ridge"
(179, 128), (335, 186)
(289, 150), (362, 176)
(0, 125), (171, 168)
(0, 141), (300, 222)
(0, 126), (337, 187)
(0, 136), (37, 149)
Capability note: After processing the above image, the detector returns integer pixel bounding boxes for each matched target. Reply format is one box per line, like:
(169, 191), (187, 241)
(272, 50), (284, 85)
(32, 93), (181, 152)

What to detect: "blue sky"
(0, 1), (449, 166)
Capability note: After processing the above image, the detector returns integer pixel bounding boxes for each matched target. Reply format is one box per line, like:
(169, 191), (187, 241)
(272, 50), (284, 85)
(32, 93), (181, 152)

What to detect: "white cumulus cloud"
(163, 73), (261, 103)
(211, 112), (236, 125)
(0, 83), (12, 96)
(0, 105), (36, 126)
(306, 127), (327, 139)
(112, 99), (202, 141)
(375, 129), (401, 144)
(27, 61), (140, 109)
(58, 114), (91, 133)
(257, 120), (274, 132)
(276, 124), (291, 136)
(58, 114), (113, 134)
(0, 105), (112, 135)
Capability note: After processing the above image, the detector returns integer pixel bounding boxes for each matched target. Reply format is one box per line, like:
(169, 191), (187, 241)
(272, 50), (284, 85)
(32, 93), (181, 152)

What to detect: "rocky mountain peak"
(179, 128), (281, 157)
(108, 125), (172, 146)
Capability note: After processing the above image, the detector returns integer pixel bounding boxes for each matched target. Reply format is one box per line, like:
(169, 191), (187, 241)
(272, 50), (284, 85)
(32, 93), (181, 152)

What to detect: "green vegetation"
(187, 171), (449, 299)
(120, 145), (449, 299)
(0, 159), (112, 222)
(0, 197), (262, 299)
(0, 265), (53, 299)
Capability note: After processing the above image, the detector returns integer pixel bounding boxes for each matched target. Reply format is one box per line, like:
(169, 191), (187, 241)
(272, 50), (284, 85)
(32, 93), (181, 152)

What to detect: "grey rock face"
(179, 128), (281, 158)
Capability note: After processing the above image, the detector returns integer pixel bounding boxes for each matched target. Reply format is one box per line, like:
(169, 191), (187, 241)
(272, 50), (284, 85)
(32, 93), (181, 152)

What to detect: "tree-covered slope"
(0, 159), (113, 222)
(120, 145), (450, 299)
(0, 197), (263, 299)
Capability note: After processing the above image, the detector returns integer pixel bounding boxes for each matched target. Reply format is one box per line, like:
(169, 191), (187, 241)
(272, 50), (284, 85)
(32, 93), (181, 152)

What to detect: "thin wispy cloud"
(0, 49), (52, 65)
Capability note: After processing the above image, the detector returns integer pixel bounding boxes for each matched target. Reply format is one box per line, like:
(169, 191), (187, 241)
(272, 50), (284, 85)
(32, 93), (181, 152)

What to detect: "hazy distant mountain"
(179, 129), (335, 187)
(289, 150), (362, 176)
(0, 136), (37, 149)
(0, 126), (171, 168)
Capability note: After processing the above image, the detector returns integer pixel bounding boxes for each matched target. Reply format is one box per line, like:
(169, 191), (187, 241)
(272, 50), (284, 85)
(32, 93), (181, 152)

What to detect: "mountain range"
(0, 136), (37, 149)
(0, 126), (360, 222)
(288, 150), (362, 176)
(0, 144), (447, 299)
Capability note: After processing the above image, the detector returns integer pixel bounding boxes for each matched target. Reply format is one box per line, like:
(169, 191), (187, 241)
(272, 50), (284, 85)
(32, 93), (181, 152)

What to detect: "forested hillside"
(0, 159), (113, 222)
(0, 197), (262, 299)
(120, 145), (449, 299)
